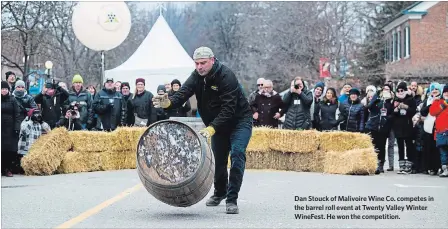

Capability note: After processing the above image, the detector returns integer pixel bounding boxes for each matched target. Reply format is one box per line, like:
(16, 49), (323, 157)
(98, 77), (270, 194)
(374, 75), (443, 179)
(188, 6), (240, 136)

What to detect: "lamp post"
(45, 60), (53, 83)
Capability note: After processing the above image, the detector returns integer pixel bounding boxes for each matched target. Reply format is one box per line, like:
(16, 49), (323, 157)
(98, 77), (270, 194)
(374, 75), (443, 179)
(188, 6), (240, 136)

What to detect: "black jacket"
(392, 94), (416, 138)
(166, 89), (191, 118)
(365, 94), (394, 133)
(132, 90), (157, 126)
(168, 60), (252, 133)
(338, 98), (365, 132)
(34, 86), (69, 129)
(93, 88), (127, 131)
(12, 90), (38, 123)
(314, 99), (339, 131)
(64, 87), (93, 128)
(280, 88), (314, 130)
(1, 94), (21, 152)
(123, 93), (135, 126)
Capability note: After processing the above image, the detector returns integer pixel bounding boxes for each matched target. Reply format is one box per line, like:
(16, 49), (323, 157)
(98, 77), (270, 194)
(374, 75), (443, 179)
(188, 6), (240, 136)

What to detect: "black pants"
(1, 151), (16, 174)
(422, 132), (440, 171)
(211, 118), (252, 204)
(397, 137), (415, 162)
(371, 131), (388, 163)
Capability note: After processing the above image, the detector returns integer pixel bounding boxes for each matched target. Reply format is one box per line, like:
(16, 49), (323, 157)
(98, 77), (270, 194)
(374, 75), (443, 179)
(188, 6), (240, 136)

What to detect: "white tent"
(105, 15), (195, 94)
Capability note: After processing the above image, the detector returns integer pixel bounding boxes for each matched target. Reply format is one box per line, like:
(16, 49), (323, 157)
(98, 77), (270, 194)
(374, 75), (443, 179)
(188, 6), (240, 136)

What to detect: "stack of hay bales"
(58, 127), (146, 174)
(245, 128), (377, 175)
(21, 128), (72, 175)
(22, 125), (376, 176)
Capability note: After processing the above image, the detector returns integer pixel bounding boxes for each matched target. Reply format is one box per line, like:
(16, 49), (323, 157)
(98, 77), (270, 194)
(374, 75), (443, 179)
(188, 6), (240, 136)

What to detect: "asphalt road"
(2, 164), (447, 229)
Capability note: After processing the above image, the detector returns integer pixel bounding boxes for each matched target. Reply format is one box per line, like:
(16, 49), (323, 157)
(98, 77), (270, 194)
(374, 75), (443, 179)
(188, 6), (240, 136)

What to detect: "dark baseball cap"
(105, 77), (114, 83)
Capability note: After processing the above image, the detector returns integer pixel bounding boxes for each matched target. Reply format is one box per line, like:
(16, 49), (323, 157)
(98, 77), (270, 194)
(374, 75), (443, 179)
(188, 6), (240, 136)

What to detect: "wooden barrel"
(168, 117), (205, 133)
(136, 120), (214, 207)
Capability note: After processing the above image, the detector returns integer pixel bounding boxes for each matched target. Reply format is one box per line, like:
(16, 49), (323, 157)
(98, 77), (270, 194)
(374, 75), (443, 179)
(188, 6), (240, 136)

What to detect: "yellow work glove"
(199, 126), (216, 138)
(152, 93), (171, 108)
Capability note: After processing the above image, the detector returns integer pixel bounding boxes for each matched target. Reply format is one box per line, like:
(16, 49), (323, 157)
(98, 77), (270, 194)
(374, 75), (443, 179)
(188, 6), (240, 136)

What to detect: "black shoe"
(226, 202), (239, 214)
(206, 195), (226, 206)
(387, 167), (394, 171)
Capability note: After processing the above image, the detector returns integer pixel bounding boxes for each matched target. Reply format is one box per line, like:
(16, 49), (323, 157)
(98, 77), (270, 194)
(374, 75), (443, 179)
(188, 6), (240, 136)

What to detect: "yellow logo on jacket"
(211, 85), (218, 91)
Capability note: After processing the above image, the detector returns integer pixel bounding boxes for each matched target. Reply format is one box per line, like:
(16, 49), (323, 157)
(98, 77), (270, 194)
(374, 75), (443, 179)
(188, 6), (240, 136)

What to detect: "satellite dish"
(72, 1), (131, 51)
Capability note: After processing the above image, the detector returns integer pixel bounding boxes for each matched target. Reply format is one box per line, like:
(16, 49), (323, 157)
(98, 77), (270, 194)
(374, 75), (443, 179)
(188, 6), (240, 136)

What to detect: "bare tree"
(1, 1), (55, 82)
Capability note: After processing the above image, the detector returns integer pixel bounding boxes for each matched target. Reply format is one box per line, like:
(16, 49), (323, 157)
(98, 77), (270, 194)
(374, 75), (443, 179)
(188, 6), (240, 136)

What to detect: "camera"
(68, 102), (79, 117)
(31, 110), (43, 123)
(294, 85), (300, 89)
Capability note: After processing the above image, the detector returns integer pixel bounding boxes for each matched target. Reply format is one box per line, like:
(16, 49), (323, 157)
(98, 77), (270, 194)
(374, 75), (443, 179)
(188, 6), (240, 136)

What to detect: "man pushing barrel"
(153, 47), (253, 214)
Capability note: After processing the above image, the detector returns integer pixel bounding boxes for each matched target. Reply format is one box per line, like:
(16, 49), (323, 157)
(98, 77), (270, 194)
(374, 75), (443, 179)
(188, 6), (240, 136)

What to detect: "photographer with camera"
(93, 78), (127, 131)
(64, 74), (94, 130)
(57, 101), (83, 131)
(17, 109), (51, 172)
(34, 82), (69, 129)
(279, 77), (314, 130)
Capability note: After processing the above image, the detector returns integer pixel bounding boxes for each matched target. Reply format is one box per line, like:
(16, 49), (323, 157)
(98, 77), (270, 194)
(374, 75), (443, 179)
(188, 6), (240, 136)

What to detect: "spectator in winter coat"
(392, 82), (417, 174)
(166, 79), (191, 118)
(63, 74), (93, 130)
(34, 82), (69, 129)
(310, 82), (325, 129)
(5, 71), (16, 93)
(365, 87), (394, 174)
(314, 87), (340, 131)
(1, 81), (21, 177)
(362, 85), (377, 129)
(12, 80), (38, 123)
(121, 82), (135, 126)
(429, 84), (448, 177)
(338, 83), (352, 103)
(18, 109), (51, 163)
(383, 84), (396, 171)
(87, 85), (99, 129)
(280, 77), (314, 130)
(93, 78), (127, 131)
(131, 78), (157, 126)
(338, 88), (364, 133)
(250, 80), (283, 128)
(156, 85), (169, 121)
(409, 81), (423, 106)
(420, 82), (443, 175)
(248, 78), (265, 106)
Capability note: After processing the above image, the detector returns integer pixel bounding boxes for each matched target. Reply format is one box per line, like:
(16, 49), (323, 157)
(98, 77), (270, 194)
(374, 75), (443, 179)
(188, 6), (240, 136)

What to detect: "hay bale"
(99, 151), (136, 171)
(323, 148), (377, 175)
(21, 128), (73, 175)
(270, 129), (320, 153)
(111, 127), (146, 151)
(58, 151), (101, 174)
(318, 131), (373, 152)
(287, 151), (325, 172)
(69, 131), (112, 152)
(247, 127), (273, 152)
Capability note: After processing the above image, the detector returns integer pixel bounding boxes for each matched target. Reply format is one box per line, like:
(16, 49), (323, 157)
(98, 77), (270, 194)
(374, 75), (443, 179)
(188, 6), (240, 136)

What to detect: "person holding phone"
(365, 84), (395, 174)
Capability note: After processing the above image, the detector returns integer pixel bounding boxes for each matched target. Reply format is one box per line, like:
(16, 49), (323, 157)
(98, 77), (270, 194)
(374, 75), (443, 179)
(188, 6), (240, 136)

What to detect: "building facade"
(383, 1), (448, 83)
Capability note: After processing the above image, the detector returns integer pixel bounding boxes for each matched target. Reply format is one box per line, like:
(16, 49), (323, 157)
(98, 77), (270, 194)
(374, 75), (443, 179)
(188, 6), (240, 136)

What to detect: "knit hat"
(136, 78), (145, 85)
(1, 81), (10, 90)
(366, 85), (377, 94)
(314, 82), (325, 90)
(349, 88), (360, 96)
(121, 82), (130, 90)
(193, 47), (214, 60)
(396, 82), (407, 91)
(5, 71), (15, 80)
(157, 85), (166, 93)
(72, 74), (84, 84)
(429, 82), (443, 93)
(443, 84), (448, 94)
(171, 79), (181, 87)
(15, 80), (25, 88)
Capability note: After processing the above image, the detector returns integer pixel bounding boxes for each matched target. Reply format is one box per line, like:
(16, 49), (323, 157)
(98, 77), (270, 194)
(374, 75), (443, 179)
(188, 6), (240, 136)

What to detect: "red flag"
(319, 58), (331, 78)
